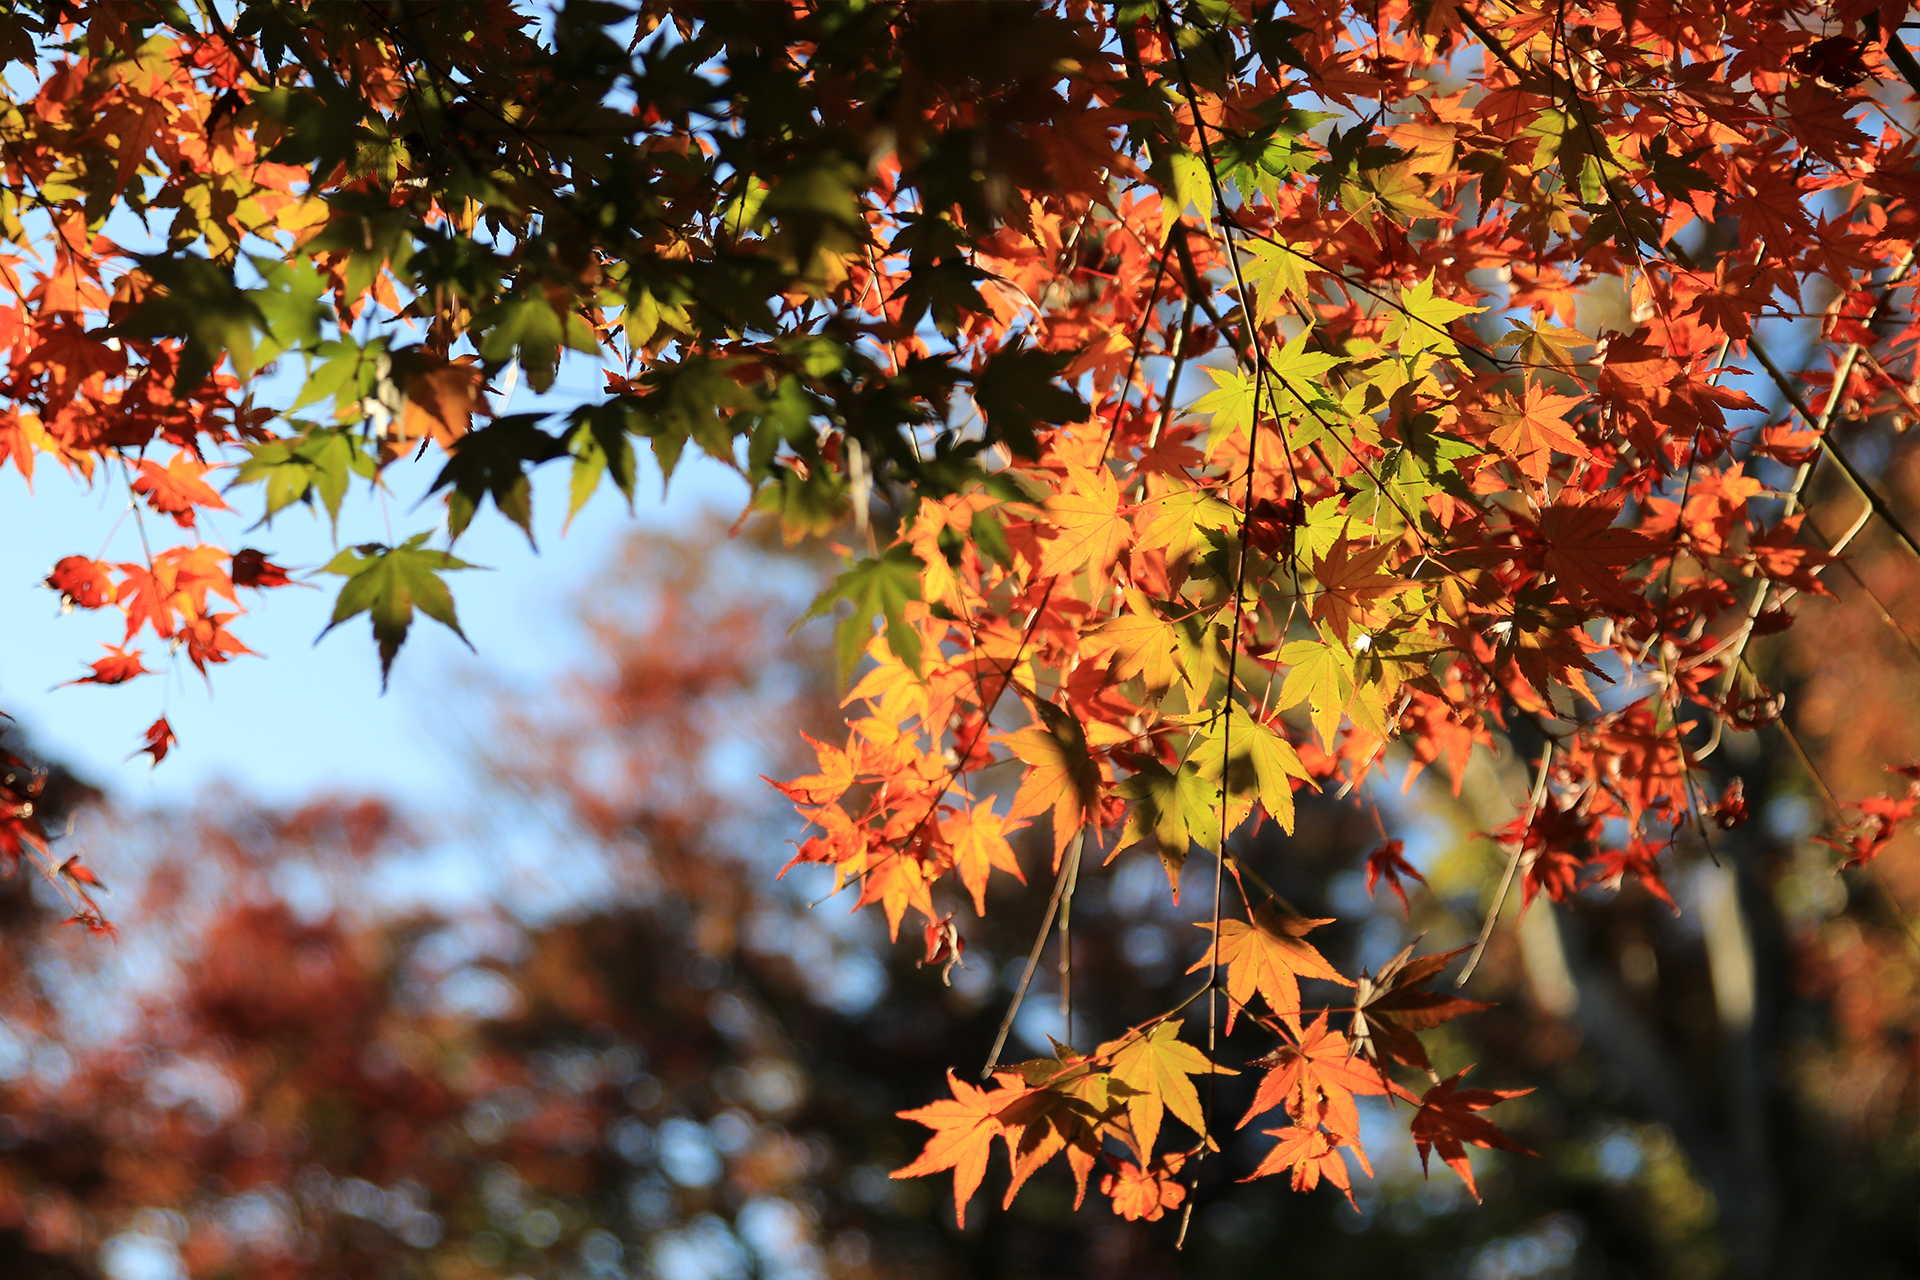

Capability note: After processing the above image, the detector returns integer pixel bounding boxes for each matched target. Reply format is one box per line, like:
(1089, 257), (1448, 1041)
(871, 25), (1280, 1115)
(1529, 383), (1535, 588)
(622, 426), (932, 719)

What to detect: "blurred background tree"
(0, 497), (1916, 1280)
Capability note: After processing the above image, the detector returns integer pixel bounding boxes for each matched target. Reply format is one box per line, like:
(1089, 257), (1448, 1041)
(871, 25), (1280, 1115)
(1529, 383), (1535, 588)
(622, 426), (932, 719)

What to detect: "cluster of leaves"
(7, 0), (1920, 1233)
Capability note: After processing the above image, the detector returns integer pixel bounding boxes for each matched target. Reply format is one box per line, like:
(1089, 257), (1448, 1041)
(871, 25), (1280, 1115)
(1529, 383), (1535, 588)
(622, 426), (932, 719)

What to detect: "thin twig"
(982, 829), (1085, 1079)
(1058, 833), (1083, 1038)
(1457, 740), (1555, 986)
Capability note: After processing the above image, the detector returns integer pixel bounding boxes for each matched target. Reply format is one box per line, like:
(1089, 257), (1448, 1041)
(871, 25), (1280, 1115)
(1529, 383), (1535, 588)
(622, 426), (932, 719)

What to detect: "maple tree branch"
(1763, 676), (1920, 962)
(1695, 249), (1918, 757)
(1058, 829), (1082, 1035)
(981, 828), (1084, 1080)
(1881, 32), (1920, 101)
(1457, 739), (1554, 987)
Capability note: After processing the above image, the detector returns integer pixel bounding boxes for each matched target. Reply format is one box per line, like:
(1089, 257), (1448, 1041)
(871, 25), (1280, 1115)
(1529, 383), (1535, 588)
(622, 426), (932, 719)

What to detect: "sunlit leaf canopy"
(3, 0), (1920, 1228)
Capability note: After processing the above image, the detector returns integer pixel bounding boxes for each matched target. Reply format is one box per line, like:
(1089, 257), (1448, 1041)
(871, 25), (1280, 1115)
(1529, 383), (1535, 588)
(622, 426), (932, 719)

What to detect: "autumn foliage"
(5, 0), (1920, 1239)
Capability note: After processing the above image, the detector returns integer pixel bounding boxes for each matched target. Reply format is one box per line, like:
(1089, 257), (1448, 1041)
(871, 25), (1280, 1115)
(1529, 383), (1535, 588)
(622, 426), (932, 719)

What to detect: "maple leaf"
(1238, 238), (1311, 321)
(1244, 1125), (1357, 1205)
(428, 414), (568, 543)
(892, 1070), (1028, 1228)
(971, 344), (1088, 459)
(1240, 1013), (1396, 1141)
(767, 732), (854, 807)
(1364, 838), (1427, 914)
(1308, 535), (1402, 643)
(131, 716), (176, 766)
(1350, 943), (1493, 1073)
(1277, 633), (1354, 749)
(1469, 382), (1590, 483)
(1409, 1069), (1534, 1200)
(1495, 318), (1588, 376)
(856, 847), (939, 942)
(46, 556), (115, 610)
(1003, 700), (1101, 867)
(1101, 1153), (1187, 1222)
(1532, 490), (1657, 611)
(1101, 1018), (1231, 1159)
(64, 646), (150, 687)
(1082, 591), (1182, 696)
(1383, 271), (1484, 358)
(403, 356), (484, 450)
(57, 854), (106, 894)
(994, 1060), (1109, 1210)
(1184, 706), (1315, 835)
(939, 803), (1026, 916)
(1113, 760), (1220, 891)
(1193, 364), (1259, 452)
(231, 426), (380, 534)
(1038, 463), (1129, 586)
(1135, 486), (1236, 570)
(230, 548), (297, 590)
(1188, 902), (1351, 1030)
(319, 534), (482, 689)
(131, 453), (231, 528)
(1269, 324), (1349, 391)
(801, 545), (925, 685)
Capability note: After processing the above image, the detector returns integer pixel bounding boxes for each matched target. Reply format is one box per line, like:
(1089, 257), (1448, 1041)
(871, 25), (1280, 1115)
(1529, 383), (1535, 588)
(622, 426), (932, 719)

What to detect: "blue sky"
(0, 445), (751, 807)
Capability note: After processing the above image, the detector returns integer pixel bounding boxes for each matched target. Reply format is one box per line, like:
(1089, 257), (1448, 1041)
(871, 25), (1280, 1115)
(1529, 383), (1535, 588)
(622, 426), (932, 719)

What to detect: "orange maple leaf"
(1243, 1125), (1357, 1205)
(1364, 838), (1428, 914)
(1003, 702), (1102, 868)
(131, 452), (230, 527)
(63, 645), (150, 687)
(402, 358), (483, 450)
(1239, 1013), (1398, 1141)
(1101, 1152), (1187, 1222)
(46, 555), (115, 610)
(1188, 902), (1351, 1030)
(1308, 535), (1402, 643)
(1469, 382), (1589, 482)
(765, 732), (854, 806)
(854, 847), (937, 942)
(1533, 490), (1657, 611)
(131, 716), (176, 766)
(939, 803), (1026, 916)
(892, 1071), (1029, 1228)
(1037, 463), (1129, 586)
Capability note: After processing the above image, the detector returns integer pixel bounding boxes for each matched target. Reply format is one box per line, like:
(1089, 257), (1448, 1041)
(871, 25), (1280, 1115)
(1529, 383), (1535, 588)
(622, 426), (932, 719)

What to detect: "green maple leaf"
(1160, 148), (1215, 234)
(1239, 239), (1312, 322)
(114, 254), (265, 392)
(1136, 485), (1238, 569)
(1195, 364), (1259, 454)
(563, 398), (641, 528)
(1185, 703), (1315, 835)
(230, 423), (377, 532)
(1277, 634), (1354, 750)
(427, 414), (568, 542)
(1384, 272), (1484, 359)
(320, 534), (484, 689)
(970, 344), (1088, 460)
(1116, 760), (1220, 886)
(800, 544), (925, 684)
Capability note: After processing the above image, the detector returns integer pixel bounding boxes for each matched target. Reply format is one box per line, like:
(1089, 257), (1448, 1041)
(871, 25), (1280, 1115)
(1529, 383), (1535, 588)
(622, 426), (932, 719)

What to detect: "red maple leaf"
(230, 548), (297, 589)
(1364, 838), (1428, 914)
(63, 646), (150, 687)
(1409, 1069), (1534, 1200)
(46, 555), (115, 610)
(131, 717), (176, 766)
